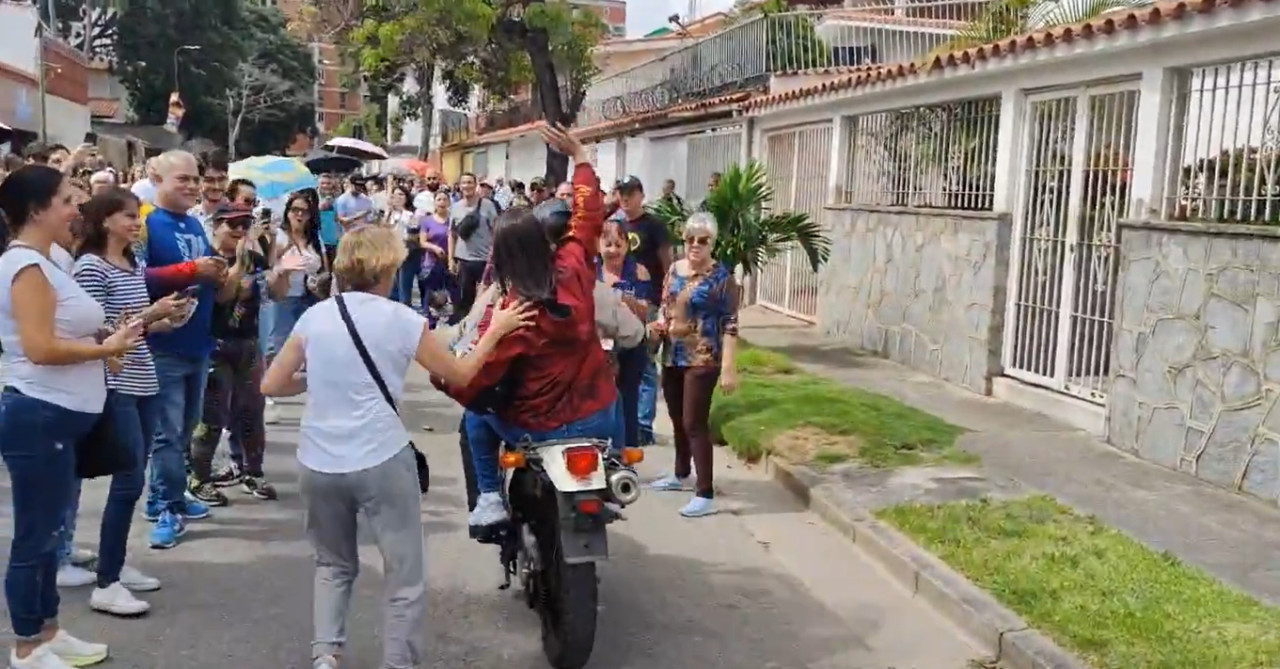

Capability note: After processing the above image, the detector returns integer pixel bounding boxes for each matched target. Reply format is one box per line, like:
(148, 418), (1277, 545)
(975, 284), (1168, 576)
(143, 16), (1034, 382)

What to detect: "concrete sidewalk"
(739, 307), (1280, 605)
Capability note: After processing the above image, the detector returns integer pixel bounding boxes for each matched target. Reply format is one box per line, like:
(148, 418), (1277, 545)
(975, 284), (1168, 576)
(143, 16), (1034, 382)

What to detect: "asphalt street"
(0, 369), (984, 668)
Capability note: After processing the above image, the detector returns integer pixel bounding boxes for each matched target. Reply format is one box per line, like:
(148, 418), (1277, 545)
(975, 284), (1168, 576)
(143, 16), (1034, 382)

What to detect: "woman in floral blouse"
(648, 212), (739, 518)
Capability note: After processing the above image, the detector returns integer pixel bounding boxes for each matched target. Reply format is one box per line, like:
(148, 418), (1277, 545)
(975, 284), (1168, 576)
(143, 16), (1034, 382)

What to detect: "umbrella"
(228, 155), (319, 203)
(380, 157), (434, 178)
(304, 150), (362, 175)
(321, 137), (390, 161)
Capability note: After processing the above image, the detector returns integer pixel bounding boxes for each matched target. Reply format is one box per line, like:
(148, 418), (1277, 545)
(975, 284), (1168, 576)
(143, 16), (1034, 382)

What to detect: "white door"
(755, 122), (834, 322)
(1003, 83), (1140, 403)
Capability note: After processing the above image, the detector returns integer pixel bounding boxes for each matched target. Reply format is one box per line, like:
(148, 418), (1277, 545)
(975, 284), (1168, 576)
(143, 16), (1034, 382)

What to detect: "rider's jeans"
(465, 399), (622, 494)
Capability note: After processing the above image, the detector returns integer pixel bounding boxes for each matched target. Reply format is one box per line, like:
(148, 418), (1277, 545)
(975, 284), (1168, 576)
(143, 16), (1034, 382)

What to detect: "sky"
(625, 0), (736, 37)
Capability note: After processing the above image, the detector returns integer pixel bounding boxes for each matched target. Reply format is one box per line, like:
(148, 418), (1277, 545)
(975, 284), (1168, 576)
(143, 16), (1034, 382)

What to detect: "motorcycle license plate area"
(558, 493), (609, 564)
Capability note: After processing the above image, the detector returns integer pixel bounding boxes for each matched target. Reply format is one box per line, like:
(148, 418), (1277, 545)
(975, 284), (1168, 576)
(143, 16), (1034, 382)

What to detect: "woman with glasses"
(269, 191), (325, 359)
(648, 212), (740, 518)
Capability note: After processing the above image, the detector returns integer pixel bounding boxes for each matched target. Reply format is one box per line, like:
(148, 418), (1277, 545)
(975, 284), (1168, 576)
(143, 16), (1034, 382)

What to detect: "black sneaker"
(211, 462), (243, 488)
(242, 475), (278, 501)
(188, 478), (229, 507)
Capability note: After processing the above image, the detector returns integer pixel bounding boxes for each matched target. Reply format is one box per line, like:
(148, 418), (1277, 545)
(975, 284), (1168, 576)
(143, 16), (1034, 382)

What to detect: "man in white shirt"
(131, 158), (160, 205)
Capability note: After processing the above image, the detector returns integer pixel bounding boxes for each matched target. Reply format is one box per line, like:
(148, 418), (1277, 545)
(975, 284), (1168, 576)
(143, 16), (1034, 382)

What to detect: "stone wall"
(1108, 220), (1280, 501)
(817, 205), (1010, 394)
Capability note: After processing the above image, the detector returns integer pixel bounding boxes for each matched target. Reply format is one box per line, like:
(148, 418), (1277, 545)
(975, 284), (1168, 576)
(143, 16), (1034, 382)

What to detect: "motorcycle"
(473, 438), (644, 669)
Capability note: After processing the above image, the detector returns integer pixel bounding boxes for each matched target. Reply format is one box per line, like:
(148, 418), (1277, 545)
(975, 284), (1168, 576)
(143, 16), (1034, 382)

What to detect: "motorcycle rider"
(436, 124), (624, 528)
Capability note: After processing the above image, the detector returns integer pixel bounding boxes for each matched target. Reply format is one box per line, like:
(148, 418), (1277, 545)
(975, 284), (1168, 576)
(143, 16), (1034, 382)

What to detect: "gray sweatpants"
(300, 446), (425, 668)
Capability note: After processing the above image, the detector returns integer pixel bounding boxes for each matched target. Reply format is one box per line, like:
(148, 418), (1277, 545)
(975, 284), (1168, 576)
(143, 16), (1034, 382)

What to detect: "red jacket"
(444, 162), (616, 431)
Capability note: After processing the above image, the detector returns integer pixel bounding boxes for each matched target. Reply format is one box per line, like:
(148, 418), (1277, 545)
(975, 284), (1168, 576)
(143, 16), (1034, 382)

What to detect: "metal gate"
(685, 126), (743, 208)
(1003, 83), (1139, 403)
(755, 122), (833, 322)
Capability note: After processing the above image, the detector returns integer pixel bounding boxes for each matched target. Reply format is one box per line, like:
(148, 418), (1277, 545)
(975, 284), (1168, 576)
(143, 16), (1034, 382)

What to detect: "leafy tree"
(230, 4), (317, 158)
(113, 0), (315, 156)
(113, 0), (245, 142)
(305, 0), (604, 183)
(648, 161), (830, 276)
(332, 101), (388, 146)
(932, 0), (1150, 56)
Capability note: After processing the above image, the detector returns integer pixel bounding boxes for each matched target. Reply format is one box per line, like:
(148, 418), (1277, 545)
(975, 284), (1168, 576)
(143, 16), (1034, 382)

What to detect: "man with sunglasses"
(615, 175), (673, 446)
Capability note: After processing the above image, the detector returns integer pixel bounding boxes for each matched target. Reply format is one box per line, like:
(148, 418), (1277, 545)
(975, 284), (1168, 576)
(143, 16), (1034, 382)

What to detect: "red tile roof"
(88, 98), (120, 118)
(747, 0), (1273, 111)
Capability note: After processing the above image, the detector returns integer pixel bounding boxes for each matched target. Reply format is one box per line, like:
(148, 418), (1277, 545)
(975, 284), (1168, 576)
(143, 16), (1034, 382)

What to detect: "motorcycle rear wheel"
(539, 543), (598, 669)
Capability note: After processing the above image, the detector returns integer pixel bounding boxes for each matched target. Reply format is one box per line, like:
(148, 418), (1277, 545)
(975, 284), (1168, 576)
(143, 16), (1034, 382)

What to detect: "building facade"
(0, 2), (90, 152)
(272, 0), (364, 136)
(573, 0), (627, 38)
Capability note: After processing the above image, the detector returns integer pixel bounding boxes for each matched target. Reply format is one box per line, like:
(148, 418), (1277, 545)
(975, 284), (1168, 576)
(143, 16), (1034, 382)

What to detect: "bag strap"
(334, 293), (397, 415)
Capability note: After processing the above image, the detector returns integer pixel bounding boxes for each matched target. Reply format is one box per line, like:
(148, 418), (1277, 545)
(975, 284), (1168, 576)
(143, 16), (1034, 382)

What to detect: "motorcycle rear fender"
(556, 490), (609, 564)
(532, 442), (607, 493)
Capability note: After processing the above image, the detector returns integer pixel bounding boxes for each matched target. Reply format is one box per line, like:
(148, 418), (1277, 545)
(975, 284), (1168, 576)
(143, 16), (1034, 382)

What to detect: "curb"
(757, 455), (1092, 669)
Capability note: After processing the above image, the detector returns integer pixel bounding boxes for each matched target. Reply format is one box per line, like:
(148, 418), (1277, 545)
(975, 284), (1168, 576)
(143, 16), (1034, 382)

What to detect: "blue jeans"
(258, 284), (277, 359)
(615, 345), (648, 449)
(148, 352), (210, 515)
(97, 392), (159, 587)
(465, 399), (623, 494)
(391, 249), (424, 308)
(270, 295), (312, 358)
(638, 359), (659, 444)
(56, 480), (82, 567)
(0, 388), (98, 638)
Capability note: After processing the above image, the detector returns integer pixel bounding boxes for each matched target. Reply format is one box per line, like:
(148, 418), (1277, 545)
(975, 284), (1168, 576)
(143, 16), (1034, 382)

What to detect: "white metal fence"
(685, 127), (743, 209)
(1164, 56), (1280, 224)
(756, 123), (834, 321)
(841, 97), (1001, 210)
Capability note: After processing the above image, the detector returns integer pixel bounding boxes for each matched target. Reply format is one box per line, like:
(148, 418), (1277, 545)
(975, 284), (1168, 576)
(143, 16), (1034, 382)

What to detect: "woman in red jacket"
(438, 125), (623, 528)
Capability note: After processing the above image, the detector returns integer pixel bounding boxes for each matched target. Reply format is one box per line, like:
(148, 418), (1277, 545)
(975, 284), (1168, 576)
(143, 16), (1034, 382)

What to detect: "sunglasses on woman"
(684, 235), (711, 246)
(289, 205), (311, 215)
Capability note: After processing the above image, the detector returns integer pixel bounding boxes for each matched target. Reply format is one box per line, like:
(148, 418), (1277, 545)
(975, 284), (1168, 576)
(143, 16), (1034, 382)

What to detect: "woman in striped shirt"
(70, 189), (188, 617)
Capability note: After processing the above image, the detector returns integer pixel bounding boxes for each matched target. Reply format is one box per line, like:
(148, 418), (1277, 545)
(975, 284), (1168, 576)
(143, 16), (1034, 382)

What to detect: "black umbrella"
(304, 150), (361, 175)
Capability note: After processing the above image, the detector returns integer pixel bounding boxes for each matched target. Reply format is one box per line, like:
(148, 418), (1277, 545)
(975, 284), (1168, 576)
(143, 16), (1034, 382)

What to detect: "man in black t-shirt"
(615, 175), (672, 446)
(616, 175), (673, 305)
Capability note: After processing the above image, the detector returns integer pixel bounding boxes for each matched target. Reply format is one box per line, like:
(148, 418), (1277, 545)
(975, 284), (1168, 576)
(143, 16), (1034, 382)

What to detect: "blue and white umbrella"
(228, 155), (319, 204)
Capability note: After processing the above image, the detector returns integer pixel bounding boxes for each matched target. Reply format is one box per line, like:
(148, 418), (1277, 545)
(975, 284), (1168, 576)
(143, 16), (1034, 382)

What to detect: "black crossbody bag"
(335, 293), (430, 494)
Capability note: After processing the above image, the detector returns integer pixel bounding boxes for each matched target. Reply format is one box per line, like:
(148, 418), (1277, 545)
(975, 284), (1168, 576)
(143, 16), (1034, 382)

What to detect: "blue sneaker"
(679, 496), (716, 518)
(149, 511), (186, 549)
(143, 502), (162, 522)
(180, 492), (211, 520)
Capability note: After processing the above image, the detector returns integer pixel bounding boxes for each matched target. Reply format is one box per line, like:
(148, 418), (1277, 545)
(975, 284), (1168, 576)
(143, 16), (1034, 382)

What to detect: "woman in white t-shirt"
(0, 166), (144, 669)
(260, 225), (532, 669)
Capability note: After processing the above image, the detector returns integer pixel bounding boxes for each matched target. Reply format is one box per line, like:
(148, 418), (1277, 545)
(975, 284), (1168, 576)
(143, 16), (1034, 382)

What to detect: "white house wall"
(594, 140), (619, 189)
(45, 98), (89, 149)
(506, 135), (545, 183)
(487, 143), (509, 181)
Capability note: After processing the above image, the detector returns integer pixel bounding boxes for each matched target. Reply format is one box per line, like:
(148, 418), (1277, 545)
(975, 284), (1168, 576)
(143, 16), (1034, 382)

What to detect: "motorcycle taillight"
(563, 446), (600, 479)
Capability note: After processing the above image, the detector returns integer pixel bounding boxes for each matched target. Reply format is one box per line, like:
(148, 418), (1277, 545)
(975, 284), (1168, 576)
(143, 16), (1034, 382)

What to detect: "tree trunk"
(524, 27), (569, 185)
(415, 65), (435, 161)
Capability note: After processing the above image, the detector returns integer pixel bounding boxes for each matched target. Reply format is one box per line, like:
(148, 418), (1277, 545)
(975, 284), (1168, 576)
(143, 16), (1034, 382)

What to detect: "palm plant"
(930, 0), (1154, 57)
(647, 160), (831, 276)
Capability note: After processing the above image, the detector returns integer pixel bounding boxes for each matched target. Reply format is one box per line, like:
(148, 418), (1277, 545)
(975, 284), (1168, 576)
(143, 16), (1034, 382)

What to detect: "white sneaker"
(264, 398), (282, 425)
(9, 645), (74, 669)
(44, 630), (107, 667)
(312, 655), (339, 669)
(118, 566), (160, 592)
(89, 582), (149, 617)
(54, 565), (95, 588)
(467, 492), (508, 526)
(66, 549), (96, 567)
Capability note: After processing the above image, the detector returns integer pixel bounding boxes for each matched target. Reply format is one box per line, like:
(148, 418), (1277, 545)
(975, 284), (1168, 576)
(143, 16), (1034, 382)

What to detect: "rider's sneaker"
(679, 495), (716, 518)
(468, 492), (508, 527)
(187, 479), (228, 507)
(650, 474), (688, 492)
(210, 461), (243, 488)
(242, 475), (278, 500)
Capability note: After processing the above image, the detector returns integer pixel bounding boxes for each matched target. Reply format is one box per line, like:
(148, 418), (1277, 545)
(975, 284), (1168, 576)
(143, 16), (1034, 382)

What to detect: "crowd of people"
(0, 125), (739, 669)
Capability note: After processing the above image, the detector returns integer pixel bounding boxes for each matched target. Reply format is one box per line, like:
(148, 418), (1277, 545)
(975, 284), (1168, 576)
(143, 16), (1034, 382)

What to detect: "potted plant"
(647, 160), (831, 290)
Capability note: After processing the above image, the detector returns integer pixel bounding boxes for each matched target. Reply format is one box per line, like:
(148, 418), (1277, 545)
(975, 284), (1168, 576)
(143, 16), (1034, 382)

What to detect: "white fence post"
(1127, 67), (1177, 220)
(992, 88), (1025, 213)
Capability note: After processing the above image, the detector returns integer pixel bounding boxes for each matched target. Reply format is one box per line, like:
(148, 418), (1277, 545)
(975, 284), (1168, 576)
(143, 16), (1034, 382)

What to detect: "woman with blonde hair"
(649, 211), (740, 518)
(261, 225), (533, 669)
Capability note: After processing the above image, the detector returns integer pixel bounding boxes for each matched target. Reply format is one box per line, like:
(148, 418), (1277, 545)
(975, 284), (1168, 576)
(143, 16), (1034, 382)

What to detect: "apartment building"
(270, 0), (364, 136)
(572, 0), (627, 38)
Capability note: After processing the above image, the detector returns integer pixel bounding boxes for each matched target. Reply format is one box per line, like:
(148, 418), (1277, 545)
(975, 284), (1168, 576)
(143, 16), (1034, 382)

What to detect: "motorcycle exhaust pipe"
(608, 469), (641, 506)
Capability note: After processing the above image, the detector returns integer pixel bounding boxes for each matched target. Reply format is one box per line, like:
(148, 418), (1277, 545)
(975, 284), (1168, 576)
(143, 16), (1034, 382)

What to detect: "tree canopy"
(305, 0), (605, 182)
(113, 0), (316, 157)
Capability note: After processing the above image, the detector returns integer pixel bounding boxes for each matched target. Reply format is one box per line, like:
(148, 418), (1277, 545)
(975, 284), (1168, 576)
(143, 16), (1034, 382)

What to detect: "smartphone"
(83, 131), (98, 144)
(181, 286), (201, 299)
